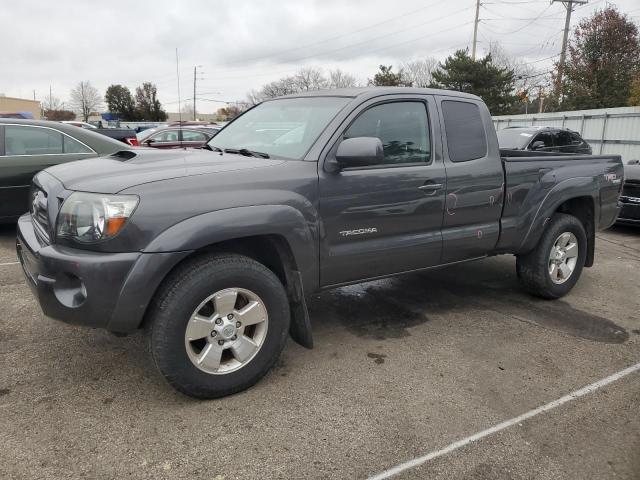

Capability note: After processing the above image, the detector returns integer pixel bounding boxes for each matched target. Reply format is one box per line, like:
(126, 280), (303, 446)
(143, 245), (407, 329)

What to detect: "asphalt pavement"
(0, 223), (638, 479)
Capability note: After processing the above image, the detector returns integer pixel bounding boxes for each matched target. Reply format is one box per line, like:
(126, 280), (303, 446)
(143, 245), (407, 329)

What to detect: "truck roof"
(274, 87), (482, 102)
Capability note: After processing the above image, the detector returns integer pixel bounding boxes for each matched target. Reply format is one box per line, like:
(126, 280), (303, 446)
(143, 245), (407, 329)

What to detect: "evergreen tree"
(430, 50), (517, 115)
(105, 84), (136, 120)
(369, 65), (412, 87)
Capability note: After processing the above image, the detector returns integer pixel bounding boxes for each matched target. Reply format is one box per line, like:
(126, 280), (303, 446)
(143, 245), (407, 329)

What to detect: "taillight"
(126, 137), (139, 146)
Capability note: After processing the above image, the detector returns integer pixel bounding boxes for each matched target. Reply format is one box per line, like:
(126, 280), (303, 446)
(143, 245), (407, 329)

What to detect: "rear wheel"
(516, 213), (587, 299)
(147, 254), (290, 399)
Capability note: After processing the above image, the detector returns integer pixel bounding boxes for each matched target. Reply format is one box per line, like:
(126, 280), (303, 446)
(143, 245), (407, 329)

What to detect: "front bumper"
(616, 198), (640, 226)
(16, 214), (191, 333)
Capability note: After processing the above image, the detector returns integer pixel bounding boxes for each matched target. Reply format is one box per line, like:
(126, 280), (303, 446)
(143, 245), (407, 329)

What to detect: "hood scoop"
(110, 150), (138, 161)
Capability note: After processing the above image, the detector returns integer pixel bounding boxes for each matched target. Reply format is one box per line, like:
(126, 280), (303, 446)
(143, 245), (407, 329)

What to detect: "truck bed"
(496, 149), (623, 256)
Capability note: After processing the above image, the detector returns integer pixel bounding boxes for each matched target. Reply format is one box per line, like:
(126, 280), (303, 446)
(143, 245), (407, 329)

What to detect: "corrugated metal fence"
(493, 106), (640, 162)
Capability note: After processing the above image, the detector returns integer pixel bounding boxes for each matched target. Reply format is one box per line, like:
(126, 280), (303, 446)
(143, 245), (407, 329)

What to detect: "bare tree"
(400, 58), (439, 87)
(70, 81), (102, 121)
(328, 69), (358, 88)
(487, 42), (553, 113)
(246, 89), (264, 106)
(42, 95), (62, 112)
(488, 42), (543, 92)
(294, 67), (328, 91)
(260, 76), (299, 98)
(253, 67), (358, 100)
(180, 103), (195, 119)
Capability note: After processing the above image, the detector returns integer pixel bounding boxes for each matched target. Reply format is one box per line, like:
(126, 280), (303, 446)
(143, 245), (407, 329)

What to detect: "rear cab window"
(440, 100), (487, 162)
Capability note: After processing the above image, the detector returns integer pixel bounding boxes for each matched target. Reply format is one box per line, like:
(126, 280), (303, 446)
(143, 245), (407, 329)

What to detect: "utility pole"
(552, 0), (587, 101)
(49, 85), (52, 111)
(471, 0), (481, 60)
(538, 85), (545, 113)
(193, 66), (197, 121)
(192, 65), (204, 121)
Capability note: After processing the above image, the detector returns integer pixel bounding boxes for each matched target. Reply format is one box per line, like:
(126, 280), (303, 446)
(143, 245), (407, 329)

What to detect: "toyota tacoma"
(16, 88), (623, 398)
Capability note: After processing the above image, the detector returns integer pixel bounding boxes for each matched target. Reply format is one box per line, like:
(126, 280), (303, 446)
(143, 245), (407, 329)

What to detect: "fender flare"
(143, 204), (317, 286)
(518, 176), (599, 255)
(140, 205), (318, 348)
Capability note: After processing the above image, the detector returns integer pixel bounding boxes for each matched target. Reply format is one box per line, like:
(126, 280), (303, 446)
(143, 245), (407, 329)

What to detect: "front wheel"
(516, 213), (587, 299)
(146, 254), (290, 399)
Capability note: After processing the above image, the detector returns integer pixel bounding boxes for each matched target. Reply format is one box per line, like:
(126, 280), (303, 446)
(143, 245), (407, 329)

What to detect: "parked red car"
(138, 126), (220, 149)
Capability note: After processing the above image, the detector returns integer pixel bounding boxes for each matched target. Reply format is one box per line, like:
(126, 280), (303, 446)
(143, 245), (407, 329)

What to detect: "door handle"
(418, 183), (443, 192)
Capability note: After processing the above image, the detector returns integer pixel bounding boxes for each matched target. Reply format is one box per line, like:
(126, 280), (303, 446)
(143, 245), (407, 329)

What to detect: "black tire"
(146, 253), (290, 399)
(516, 213), (587, 299)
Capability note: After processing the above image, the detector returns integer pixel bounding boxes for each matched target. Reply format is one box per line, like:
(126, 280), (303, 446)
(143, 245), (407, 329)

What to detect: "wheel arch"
(518, 177), (598, 266)
(117, 205), (316, 347)
(171, 234), (315, 349)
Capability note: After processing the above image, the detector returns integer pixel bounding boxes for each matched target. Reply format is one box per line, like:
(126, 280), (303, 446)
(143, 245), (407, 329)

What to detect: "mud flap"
(288, 270), (313, 349)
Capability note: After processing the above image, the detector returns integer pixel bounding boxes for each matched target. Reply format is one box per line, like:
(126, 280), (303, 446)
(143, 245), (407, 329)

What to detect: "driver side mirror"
(531, 140), (546, 150)
(334, 137), (384, 170)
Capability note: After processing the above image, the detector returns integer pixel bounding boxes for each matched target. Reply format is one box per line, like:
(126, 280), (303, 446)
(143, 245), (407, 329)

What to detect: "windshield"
(207, 96), (350, 159)
(496, 128), (534, 150)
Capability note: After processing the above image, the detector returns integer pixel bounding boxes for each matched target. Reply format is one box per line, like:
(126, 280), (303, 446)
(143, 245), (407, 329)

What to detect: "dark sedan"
(0, 119), (133, 222)
(497, 126), (592, 155)
(138, 126), (220, 149)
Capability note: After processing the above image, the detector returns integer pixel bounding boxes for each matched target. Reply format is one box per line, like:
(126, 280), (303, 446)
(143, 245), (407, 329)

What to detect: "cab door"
(436, 97), (504, 263)
(318, 96), (446, 286)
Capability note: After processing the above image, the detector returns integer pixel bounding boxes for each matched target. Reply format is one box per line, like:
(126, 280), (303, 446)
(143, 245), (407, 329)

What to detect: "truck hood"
(44, 149), (285, 193)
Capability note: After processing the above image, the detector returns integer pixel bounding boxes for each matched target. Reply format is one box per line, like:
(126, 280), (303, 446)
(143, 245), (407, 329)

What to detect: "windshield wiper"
(224, 148), (270, 159)
(201, 144), (222, 152)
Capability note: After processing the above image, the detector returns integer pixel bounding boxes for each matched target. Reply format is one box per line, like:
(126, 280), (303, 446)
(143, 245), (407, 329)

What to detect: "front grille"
(29, 186), (51, 244)
(621, 180), (640, 201)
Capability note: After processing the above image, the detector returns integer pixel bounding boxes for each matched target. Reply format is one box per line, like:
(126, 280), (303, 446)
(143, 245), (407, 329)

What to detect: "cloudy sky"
(2, 0), (639, 114)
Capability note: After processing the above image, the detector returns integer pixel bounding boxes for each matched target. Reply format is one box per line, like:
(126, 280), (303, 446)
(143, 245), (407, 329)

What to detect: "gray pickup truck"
(16, 88), (623, 398)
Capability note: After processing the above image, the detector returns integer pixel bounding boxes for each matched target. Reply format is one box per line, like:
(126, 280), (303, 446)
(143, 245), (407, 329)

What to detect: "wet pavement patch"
(0, 388), (10, 396)
(498, 297), (629, 344)
(310, 264), (629, 344)
(309, 283), (429, 340)
(367, 352), (387, 364)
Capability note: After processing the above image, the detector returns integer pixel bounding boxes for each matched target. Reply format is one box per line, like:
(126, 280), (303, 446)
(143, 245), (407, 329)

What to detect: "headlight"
(56, 192), (139, 243)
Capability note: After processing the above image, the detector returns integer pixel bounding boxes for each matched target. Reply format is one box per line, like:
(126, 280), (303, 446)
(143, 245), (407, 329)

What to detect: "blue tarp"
(101, 112), (121, 121)
(0, 111), (34, 119)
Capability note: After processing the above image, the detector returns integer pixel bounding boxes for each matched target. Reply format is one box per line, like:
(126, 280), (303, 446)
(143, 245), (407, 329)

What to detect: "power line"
(521, 54), (559, 65)
(201, 16), (474, 82)
(217, 1), (443, 67)
(203, 7), (467, 77)
(483, 3), (553, 34)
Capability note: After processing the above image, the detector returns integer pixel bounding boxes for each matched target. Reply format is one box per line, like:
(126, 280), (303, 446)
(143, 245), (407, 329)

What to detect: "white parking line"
(0, 261), (19, 267)
(368, 362), (640, 480)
